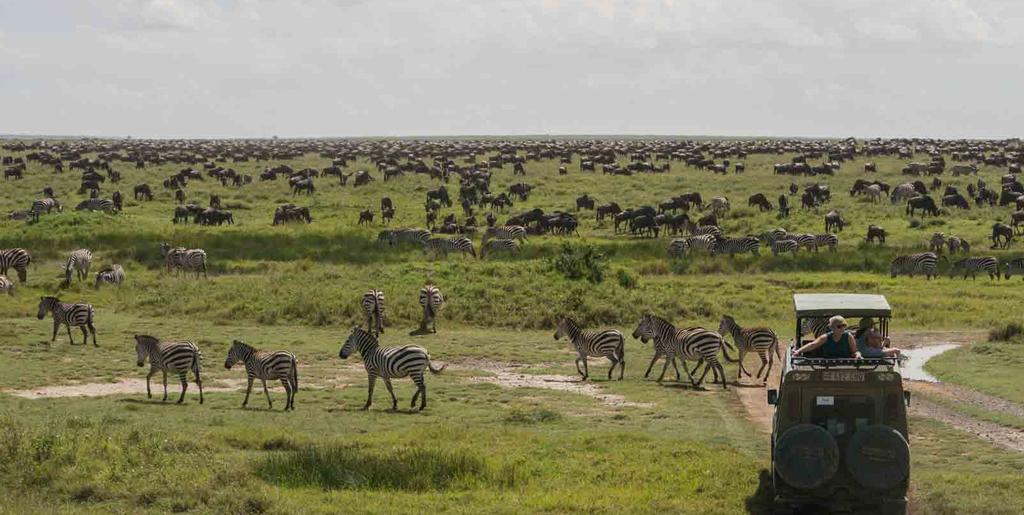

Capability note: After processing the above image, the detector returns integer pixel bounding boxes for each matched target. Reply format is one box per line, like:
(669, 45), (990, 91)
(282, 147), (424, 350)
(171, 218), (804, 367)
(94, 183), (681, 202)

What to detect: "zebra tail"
(292, 356), (299, 391)
(427, 357), (447, 374)
(720, 338), (738, 362)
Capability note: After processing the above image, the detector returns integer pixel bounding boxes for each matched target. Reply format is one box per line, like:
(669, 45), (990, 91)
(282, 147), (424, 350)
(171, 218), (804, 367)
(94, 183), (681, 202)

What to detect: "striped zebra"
(224, 340), (298, 411)
(362, 289), (386, 335)
(134, 334), (204, 404)
(1004, 258), (1024, 280)
(758, 228), (789, 244)
(75, 198), (115, 212)
(802, 316), (832, 338)
(37, 296), (97, 346)
(687, 223), (722, 238)
(813, 233), (839, 252)
(29, 197), (61, 222)
(712, 236), (759, 257)
(62, 249), (93, 286)
(95, 264), (125, 287)
(718, 315), (780, 383)
(641, 326), (686, 381)
(554, 317), (625, 380)
(929, 232), (946, 253)
(681, 234), (717, 254)
(483, 225), (527, 243)
(159, 243), (208, 278)
(632, 314), (734, 389)
(418, 285), (444, 333)
(423, 237), (476, 258)
(792, 233), (818, 251)
(947, 236), (970, 254)
(0, 248), (31, 282)
(667, 238), (689, 257)
(0, 275), (13, 295)
(480, 238), (520, 258)
(890, 252), (940, 279)
(949, 256), (1000, 280)
(340, 326), (446, 411)
(770, 239), (800, 256)
(379, 228), (431, 246)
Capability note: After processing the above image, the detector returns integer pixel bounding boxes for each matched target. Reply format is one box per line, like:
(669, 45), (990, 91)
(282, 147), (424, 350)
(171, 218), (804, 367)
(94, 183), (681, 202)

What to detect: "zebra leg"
(280, 379), (291, 411)
(755, 352), (769, 381)
(618, 352), (625, 380)
(242, 377), (253, 407)
(606, 356), (616, 380)
(176, 372), (187, 404)
(717, 363), (728, 389)
(261, 379), (273, 409)
(574, 357), (585, 379)
(146, 368), (156, 398)
(581, 356), (590, 381)
(413, 375), (427, 411)
(65, 323), (75, 345)
(670, 357), (681, 382)
(643, 351), (660, 378)
(657, 355), (671, 383)
(88, 322), (97, 346)
(382, 377), (398, 410)
(363, 374), (377, 410)
(80, 326), (89, 346)
(195, 366), (204, 405)
(162, 370), (168, 401)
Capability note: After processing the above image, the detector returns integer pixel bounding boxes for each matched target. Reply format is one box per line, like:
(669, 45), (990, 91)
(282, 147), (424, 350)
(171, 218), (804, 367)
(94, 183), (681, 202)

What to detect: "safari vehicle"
(767, 294), (910, 514)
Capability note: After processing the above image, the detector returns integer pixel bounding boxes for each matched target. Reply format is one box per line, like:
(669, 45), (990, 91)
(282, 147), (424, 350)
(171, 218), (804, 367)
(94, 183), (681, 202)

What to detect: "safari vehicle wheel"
(774, 424), (840, 490)
(845, 425), (910, 490)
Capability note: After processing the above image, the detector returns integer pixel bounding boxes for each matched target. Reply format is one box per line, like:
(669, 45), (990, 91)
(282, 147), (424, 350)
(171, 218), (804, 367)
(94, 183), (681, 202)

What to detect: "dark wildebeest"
(824, 209), (845, 232)
(907, 195), (939, 217)
(576, 194), (595, 211)
(866, 225), (886, 245)
(992, 223), (1014, 249)
(748, 193), (772, 212)
(134, 183), (153, 201)
(358, 209), (374, 225)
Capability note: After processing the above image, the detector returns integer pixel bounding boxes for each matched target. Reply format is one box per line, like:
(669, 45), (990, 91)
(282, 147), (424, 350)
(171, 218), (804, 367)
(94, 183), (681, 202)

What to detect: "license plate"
(823, 371), (866, 382)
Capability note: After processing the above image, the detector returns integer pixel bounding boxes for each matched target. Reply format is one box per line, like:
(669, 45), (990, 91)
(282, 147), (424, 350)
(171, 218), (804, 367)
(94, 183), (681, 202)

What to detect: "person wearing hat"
(855, 317), (875, 354)
(793, 315), (862, 359)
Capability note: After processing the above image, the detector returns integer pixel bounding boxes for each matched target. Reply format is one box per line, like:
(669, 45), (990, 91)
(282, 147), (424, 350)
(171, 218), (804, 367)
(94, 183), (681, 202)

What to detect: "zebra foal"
(554, 317), (625, 381)
(134, 334), (204, 404)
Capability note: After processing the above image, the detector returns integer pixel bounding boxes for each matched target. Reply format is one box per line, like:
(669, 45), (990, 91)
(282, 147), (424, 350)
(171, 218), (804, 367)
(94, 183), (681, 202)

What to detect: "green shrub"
(615, 268), (639, 289)
(989, 322), (1024, 342)
(546, 242), (607, 283)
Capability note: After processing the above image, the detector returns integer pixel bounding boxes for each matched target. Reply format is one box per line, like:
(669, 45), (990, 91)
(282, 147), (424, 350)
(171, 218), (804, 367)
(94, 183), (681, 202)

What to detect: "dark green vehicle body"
(769, 294), (910, 514)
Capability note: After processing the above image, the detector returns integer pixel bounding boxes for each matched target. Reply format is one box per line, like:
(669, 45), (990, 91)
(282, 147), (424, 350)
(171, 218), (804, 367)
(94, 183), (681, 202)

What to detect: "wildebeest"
(824, 209), (845, 232)
(866, 225), (886, 245)
(273, 204), (312, 225)
(576, 194), (595, 211)
(942, 194), (970, 210)
(596, 202), (621, 222)
(195, 208), (233, 225)
(906, 195), (939, 217)
(358, 209), (374, 225)
(748, 193), (772, 212)
(134, 183), (153, 201)
(992, 223), (1014, 249)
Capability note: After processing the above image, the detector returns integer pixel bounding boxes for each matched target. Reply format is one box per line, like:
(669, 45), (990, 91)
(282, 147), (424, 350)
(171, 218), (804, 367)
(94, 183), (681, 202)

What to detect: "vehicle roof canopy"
(793, 294), (891, 318)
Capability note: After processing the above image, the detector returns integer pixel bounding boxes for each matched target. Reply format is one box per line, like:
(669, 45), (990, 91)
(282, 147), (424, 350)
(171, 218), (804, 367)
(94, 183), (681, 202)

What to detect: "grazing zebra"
(687, 223), (722, 238)
(75, 198), (115, 212)
(718, 315), (780, 383)
(362, 289), (386, 335)
(29, 197), (62, 222)
(418, 285), (444, 333)
(791, 233), (818, 251)
(94, 264), (125, 287)
(667, 238), (689, 257)
(632, 314), (733, 389)
(708, 196), (730, 214)
(890, 252), (940, 279)
(770, 239), (800, 256)
(712, 236), (759, 257)
(134, 334), (203, 404)
(423, 237), (476, 258)
(679, 234), (717, 254)
(379, 228), (431, 246)
(340, 326), (446, 411)
(947, 236), (970, 254)
(483, 225), (527, 243)
(929, 232), (946, 253)
(0, 248), (31, 282)
(758, 228), (789, 244)
(62, 249), (92, 286)
(480, 238), (520, 258)
(554, 317), (626, 380)
(0, 275), (13, 295)
(36, 296), (97, 346)
(159, 243), (208, 278)
(224, 340), (298, 411)
(949, 256), (1000, 280)
(1004, 258), (1024, 280)
(813, 233), (839, 252)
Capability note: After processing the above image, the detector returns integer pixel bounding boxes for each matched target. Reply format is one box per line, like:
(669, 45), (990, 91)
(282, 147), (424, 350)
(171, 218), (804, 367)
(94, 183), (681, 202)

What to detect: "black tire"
(774, 424), (840, 490)
(846, 425), (910, 490)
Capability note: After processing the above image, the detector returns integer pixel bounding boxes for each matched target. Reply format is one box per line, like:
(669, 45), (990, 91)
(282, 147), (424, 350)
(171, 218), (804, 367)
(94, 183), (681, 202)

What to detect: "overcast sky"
(0, 0), (1021, 139)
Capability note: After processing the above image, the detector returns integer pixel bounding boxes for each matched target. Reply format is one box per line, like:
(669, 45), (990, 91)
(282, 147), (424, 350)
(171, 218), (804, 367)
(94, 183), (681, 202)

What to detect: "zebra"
(680, 234), (717, 254)
(718, 315), (780, 383)
(75, 198), (115, 212)
(379, 228), (431, 246)
(362, 289), (386, 335)
(791, 233), (818, 251)
(36, 296), (97, 346)
(947, 236), (970, 254)
(554, 317), (625, 380)
(483, 225), (527, 243)
(62, 249), (92, 286)
(480, 238), (520, 258)
(687, 223), (722, 238)
(813, 233), (839, 252)
(159, 243), (208, 278)
(758, 228), (789, 244)
(802, 316), (832, 338)
(29, 197), (61, 222)
(890, 252), (940, 279)
(418, 285), (444, 333)
(640, 325), (686, 381)
(340, 326), (446, 411)
(949, 256), (1000, 280)
(134, 334), (203, 404)
(929, 232), (946, 253)
(94, 264), (125, 287)
(712, 236), (759, 257)
(0, 248), (31, 282)
(423, 237), (476, 258)
(770, 239), (800, 256)
(1004, 258), (1024, 280)
(667, 238), (689, 258)
(0, 275), (13, 295)
(224, 340), (298, 411)
(632, 314), (734, 389)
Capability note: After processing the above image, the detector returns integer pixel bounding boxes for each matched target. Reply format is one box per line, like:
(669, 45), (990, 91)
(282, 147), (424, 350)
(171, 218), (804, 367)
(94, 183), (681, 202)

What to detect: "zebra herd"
(378, 224), (527, 259)
(890, 252), (1024, 280)
(667, 228), (839, 258)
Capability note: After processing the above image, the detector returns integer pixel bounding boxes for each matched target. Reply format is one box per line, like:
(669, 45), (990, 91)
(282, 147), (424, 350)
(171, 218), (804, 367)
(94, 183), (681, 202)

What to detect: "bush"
(615, 268), (639, 289)
(989, 322), (1024, 342)
(908, 218), (922, 229)
(547, 242), (607, 283)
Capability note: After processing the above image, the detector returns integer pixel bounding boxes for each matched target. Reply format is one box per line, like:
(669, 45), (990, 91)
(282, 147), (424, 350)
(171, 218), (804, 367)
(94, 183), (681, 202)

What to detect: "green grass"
(926, 340), (1024, 405)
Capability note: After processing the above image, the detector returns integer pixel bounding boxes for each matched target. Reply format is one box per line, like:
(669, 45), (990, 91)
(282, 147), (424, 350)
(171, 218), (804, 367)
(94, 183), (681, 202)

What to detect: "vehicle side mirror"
(767, 389), (779, 405)
(903, 391), (912, 407)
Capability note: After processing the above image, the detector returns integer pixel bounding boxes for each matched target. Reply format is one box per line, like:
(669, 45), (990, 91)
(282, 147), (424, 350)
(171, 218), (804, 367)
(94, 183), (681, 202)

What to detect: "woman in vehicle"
(793, 315), (863, 359)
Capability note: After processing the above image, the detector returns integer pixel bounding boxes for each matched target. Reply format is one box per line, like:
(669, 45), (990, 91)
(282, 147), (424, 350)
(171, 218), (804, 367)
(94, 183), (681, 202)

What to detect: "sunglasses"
(835, 324), (847, 329)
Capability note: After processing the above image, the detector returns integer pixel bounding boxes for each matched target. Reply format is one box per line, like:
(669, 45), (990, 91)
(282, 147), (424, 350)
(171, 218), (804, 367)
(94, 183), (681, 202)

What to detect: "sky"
(0, 0), (1021, 139)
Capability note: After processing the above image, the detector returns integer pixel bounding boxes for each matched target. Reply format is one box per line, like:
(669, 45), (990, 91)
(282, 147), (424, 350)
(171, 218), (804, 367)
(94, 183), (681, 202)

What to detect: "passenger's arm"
(794, 334), (826, 355)
(848, 333), (862, 359)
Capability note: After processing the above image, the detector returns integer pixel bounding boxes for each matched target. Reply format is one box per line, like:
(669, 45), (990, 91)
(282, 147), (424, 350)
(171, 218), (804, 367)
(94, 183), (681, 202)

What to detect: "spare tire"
(774, 424), (840, 489)
(846, 425), (910, 490)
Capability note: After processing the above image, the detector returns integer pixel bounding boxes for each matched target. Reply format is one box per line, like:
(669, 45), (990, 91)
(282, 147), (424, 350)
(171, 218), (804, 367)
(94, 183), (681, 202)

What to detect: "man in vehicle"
(792, 315), (863, 359)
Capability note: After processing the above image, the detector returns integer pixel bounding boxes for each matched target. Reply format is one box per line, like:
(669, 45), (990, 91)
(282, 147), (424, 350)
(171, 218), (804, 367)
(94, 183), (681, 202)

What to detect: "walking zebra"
(379, 228), (431, 246)
(37, 296), (97, 346)
(0, 248), (31, 282)
(712, 236), (759, 257)
(890, 252), (940, 279)
(718, 315), (780, 383)
(95, 264), (125, 287)
(29, 197), (61, 222)
(159, 243), (208, 278)
(134, 334), (203, 404)
(0, 275), (13, 295)
(632, 314), (734, 389)
(554, 317), (625, 380)
(770, 239), (800, 256)
(340, 326), (446, 411)
(418, 285), (444, 333)
(224, 340), (298, 410)
(362, 289), (386, 335)
(813, 234), (839, 252)
(1004, 258), (1024, 280)
(640, 327), (685, 381)
(480, 238), (520, 258)
(62, 249), (92, 286)
(423, 237), (476, 258)
(949, 256), (1000, 280)
(483, 225), (527, 243)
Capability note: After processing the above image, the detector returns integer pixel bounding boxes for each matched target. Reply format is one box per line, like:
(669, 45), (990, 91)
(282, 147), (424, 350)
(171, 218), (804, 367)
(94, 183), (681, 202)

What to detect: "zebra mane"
(231, 339), (255, 353)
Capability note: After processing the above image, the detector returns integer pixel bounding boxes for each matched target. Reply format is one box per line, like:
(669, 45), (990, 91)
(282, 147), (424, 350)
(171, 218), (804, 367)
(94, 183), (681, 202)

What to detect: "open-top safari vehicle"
(768, 294), (910, 514)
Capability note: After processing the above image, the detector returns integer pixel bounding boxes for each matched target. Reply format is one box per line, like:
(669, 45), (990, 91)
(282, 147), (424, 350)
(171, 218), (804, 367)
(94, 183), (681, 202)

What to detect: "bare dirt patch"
(6, 378), (239, 399)
(454, 360), (652, 408)
(910, 396), (1024, 452)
